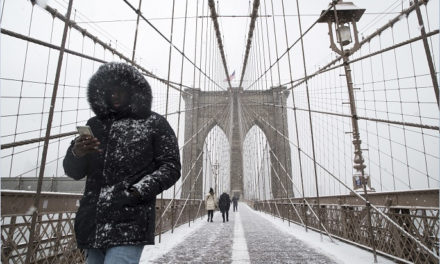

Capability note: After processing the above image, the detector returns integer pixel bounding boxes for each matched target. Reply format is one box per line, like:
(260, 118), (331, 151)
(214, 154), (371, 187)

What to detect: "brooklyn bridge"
(1, 0), (439, 263)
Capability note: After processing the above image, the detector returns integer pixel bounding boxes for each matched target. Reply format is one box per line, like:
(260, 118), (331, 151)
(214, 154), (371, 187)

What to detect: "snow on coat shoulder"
(63, 62), (181, 249)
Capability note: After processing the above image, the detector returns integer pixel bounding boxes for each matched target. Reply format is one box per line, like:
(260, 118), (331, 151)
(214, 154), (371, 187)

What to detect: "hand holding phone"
(73, 126), (101, 157)
(77, 126), (94, 137)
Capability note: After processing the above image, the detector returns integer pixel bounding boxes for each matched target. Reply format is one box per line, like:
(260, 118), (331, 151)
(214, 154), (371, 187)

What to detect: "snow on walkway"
(145, 211), (234, 263)
(140, 203), (395, 263)
(231, 211), (250, 263)
(247, 204), (394, 264)
(139, 216), (208, 263)
(239, 203), (337, 264)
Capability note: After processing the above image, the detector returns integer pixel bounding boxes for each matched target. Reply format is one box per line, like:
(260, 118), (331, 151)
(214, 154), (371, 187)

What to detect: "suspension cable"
(122, 0), (225, 91)
(207, 0), (232, 89)
(295, 0), (324, 240)
(242, 99), (439, 259)
(241, 102), (335, 241)
(238, 0), (260, 88)
(171, 0), (190, 233)
(245, 3), (335, 90)
(279, 2), (430, 90)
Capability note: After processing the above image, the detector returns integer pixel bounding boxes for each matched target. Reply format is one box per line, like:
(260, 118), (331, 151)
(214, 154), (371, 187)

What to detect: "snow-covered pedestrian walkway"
(140, 203), (394, 263)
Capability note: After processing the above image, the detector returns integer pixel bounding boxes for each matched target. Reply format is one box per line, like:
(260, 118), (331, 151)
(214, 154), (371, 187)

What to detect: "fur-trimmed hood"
(87, 62), (152, 119)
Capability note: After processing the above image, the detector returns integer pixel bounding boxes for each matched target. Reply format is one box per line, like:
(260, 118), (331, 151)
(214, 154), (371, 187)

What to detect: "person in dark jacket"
(218, 192), (231, 222)
(63, 62), (181, 264)
(232, 195), (239, 212)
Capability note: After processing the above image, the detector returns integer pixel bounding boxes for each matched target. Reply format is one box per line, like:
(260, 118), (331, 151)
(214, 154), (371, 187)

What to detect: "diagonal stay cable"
(122, 0), (226, 91)
(171, 166), (204, 230)
(19, 4), (192, 96)
(241, 103), (337, 240)
(179, 103), (230, 151)
(242, 99), (440, 179)
(0, 100), (228, 150)
(282, 29), (439, 91)
(242, 99), (439, 259)
(279, 1), (427, 90)
(155, 151), (204, 231)
(258, 141), (274, 214)
(156, 104), (230, 221)
(158, 118), (229, 229)
(240, 103), (307, 228)
(267, 142), (335, 242)
(239, 0), (260, 88)
(245, 2), (336, 90)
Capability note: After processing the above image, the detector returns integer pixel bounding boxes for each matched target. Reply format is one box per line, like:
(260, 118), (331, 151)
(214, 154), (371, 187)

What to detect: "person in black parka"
(63, 62), (181, 263)
(218, 192), (231, 222)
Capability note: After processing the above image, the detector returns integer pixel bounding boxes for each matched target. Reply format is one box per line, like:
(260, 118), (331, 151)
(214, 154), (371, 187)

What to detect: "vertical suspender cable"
(270, 0), (291, 209)
(208, 0), (232, 89)
(390, 26), (411, 189)
(269, 0), (281, 85)
(131, 0), (143, 61)
(159, 0), (176, 243)
(238, 0), (260, 88)
(281, 0), (308, 231)
(294, 0), (324, 240)
(36, 16), (55, 178)
(378, 34), (396, 190)
(9, 4), (35, 179)
(194, 0), (207, 223)
(56, 10), (75, 181)
(262, 0), (274, 87)
(172, 0), (189, 233)
(25, 0), (73, 263)
(404, 12), (431, 188)
(189, 0), (201, 226)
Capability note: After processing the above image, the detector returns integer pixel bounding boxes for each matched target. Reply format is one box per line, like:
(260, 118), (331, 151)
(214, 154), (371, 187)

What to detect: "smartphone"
(77, 125), (94, 137)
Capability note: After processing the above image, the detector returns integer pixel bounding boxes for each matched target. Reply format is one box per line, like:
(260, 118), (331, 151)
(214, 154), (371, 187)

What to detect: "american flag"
(224, 70), (235, 82)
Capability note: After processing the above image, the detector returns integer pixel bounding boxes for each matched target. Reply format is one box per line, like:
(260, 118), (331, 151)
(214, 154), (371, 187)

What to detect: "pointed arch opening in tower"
(243, 125), (272, 201)
(202, 125), (230, 197)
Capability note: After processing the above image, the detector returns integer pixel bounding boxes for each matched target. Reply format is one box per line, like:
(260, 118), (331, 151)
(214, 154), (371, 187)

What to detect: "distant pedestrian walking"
(232, 195), (239, 212)
(218, 192), (231, 222)
(205, 188), (217, 222)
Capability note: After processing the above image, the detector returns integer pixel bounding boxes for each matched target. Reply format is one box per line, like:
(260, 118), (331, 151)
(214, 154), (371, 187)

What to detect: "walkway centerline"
(232, 211), (251, 263)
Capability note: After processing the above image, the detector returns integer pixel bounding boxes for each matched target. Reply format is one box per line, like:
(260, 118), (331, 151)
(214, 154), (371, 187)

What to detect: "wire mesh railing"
(1, 0), (439, 263)
(1, 0), (229, 262)
(1, 191), (206, 264)
(240, 0), (439, 262)
(253, 189), (439, 263)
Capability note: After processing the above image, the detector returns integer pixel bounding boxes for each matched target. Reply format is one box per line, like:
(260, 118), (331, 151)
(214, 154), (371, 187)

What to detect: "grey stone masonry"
(181, 86), (293, 199)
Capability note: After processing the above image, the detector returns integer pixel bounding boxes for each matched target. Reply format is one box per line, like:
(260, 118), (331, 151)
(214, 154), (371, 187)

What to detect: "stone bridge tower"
(181, 87), (292, 200)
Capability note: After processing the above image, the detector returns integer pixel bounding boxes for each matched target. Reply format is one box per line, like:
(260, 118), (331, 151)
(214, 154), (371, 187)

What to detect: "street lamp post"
(318, 1), (377, 262)
(318, 0), (373, 193)
(213, 162), (219, 195)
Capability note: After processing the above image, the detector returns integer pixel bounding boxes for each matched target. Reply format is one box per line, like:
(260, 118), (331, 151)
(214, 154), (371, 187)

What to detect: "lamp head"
(317, 1), (366, 24)
(318, 1), (365, 53)
(336, 24), (352, 46)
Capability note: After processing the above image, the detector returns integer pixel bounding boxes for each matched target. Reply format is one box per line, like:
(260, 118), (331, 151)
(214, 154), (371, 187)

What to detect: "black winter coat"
(218, 193), (231, 212)
(63, 62), (181, 249)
